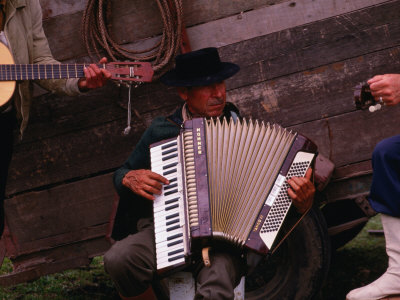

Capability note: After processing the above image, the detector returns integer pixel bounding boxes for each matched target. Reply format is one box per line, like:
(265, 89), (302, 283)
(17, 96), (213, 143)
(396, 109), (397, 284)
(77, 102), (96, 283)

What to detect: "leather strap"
(202, 247), (211, 267)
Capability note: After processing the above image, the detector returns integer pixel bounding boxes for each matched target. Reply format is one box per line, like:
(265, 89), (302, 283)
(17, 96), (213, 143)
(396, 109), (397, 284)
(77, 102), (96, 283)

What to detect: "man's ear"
(177, 87), (188, 101)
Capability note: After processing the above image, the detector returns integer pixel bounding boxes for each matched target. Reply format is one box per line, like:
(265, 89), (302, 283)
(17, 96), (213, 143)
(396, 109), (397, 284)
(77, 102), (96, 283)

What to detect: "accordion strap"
(202, 247), (212, 267)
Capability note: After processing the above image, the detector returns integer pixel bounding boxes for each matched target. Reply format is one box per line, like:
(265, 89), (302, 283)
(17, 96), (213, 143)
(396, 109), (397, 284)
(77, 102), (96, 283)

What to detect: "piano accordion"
(150, 117), (317, 273)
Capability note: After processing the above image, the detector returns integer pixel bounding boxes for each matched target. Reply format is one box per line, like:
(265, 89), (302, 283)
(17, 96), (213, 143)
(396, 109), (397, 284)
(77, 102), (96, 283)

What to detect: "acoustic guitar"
(0, 42), (154, 107)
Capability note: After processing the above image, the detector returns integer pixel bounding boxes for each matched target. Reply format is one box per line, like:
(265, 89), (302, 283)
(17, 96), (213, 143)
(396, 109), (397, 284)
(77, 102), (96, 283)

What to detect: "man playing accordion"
(104, 47), (316, 300)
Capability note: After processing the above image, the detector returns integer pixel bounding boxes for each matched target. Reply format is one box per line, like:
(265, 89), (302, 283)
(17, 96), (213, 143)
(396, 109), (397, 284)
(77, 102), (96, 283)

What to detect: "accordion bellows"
(151, 117), (317, 272)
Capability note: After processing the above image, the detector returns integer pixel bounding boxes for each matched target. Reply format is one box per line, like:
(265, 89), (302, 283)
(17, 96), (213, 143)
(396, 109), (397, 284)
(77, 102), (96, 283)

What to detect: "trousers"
(104, 217), (246, 299)
(368, 135), (400, 217)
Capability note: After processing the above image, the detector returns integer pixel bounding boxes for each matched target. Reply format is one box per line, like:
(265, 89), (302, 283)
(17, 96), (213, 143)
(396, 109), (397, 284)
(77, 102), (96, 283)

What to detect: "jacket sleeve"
(113, 126), (154, 196)
(30, 0), (81, 96)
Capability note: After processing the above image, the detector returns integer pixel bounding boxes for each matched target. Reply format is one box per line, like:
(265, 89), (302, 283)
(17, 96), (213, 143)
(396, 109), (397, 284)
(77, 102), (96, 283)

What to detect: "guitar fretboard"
(0, 64), (101, 81)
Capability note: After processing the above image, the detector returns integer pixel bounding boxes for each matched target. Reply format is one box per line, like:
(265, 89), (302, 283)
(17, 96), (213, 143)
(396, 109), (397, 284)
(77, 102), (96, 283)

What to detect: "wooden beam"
(4, 173), (114, 256)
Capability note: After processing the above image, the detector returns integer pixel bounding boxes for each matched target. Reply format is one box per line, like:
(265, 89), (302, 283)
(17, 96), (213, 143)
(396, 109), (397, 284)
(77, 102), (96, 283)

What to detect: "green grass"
(0, 216), (387, 299)
(0, 257), (119, 300)
(317, 215), (386, 300)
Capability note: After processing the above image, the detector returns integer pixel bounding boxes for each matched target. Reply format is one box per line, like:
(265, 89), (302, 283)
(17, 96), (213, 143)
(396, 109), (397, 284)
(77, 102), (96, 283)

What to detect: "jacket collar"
(5, 0), (26, 25)
(8, 0), (26, 8)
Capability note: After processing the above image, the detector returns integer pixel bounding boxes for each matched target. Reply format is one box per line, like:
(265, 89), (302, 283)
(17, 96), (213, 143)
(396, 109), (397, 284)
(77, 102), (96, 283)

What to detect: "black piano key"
(162, 148), (177, 156)
(167, 239), (183, 247)
(163, 162), (178, 170)
(166, 218), (179, 226)
(168, 254), (185, 262)
(169, 177), (177, 183)
(167, 224), (180, 232)
(165, 197), (179, 205)
(165, 203), (179, 211)
(161, 141), (177, 150)
(166, 212), (179, 220)
(164, 189), (178, 196)
(168, 248), (184, 256)
(167, 233), (183, 241)
(164, 183), (178, 191)
(162, 153), (178, 161)
(163, 168), (177, 176)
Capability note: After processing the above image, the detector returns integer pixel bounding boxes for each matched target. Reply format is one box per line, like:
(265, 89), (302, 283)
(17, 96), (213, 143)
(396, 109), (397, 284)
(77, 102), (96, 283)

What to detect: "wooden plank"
(332, 161), (373, 181)
(22, 82), (177, 144)
(186, 0), (389, 50)
(6, 104), (179, 195)
(287, 107), (400, 167)
(230, 46), (400, 126)
(222, 0), (400, 86)
(39, 0), (86, 19)
(323, 174), (373, 202)
(41, 0), (389, 61)
(7, 224), (108, 258)
(0, 238), (109, 287)
(39, 0), (286, 20)
(4, 173), (114, 251)
(41, 0), (289, 61)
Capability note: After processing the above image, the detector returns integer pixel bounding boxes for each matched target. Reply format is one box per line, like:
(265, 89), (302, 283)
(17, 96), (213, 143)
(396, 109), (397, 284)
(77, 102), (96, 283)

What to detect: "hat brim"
(160, 62), (240, 87)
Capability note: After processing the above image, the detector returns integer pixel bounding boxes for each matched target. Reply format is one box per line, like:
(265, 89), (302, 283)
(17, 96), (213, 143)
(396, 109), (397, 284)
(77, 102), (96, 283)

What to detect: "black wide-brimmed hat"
(160, 47), (240, 87)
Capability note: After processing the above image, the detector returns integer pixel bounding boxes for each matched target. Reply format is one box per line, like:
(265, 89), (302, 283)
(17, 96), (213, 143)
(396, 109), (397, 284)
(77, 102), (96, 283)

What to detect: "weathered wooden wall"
(2, 0), (400, 284)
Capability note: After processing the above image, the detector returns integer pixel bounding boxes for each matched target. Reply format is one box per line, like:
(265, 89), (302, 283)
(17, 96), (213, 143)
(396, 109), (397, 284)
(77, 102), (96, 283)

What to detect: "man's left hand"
(287, 168), (315, 214)
(78, 57), (111, 91)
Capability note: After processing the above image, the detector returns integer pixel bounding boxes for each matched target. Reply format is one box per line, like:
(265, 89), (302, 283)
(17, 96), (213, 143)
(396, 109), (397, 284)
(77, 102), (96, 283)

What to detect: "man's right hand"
(122, 169), (169, 201)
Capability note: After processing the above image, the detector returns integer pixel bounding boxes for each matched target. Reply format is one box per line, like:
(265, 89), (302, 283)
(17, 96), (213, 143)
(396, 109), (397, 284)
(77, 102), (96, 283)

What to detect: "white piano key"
(155, 227), (183, 243)
(155, 233), (184, 248)
(157, 257), (185, 270)
(157, 250), (186, 265)
(156, 244), (184, 260)
(154, 206), (181, 219)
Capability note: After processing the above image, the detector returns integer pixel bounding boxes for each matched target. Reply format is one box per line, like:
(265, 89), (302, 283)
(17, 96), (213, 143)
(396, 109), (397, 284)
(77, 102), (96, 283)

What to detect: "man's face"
(178, 81), (226, 118)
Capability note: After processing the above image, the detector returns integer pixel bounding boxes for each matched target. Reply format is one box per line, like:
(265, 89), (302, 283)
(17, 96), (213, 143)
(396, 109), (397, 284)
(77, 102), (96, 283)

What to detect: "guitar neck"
(0, 64), (103, 81)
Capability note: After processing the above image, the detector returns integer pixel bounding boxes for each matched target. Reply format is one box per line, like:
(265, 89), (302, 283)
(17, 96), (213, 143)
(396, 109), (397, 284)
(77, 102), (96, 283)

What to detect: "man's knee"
(104, 243), (131, 277)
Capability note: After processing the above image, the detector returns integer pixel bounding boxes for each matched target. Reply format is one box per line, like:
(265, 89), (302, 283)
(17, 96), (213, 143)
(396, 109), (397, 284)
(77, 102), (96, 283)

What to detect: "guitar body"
(0, 43), (16, 107)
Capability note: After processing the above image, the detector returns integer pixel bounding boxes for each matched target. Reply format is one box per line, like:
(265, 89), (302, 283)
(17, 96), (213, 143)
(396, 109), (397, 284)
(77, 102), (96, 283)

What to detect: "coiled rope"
(81, 0), (183, 79)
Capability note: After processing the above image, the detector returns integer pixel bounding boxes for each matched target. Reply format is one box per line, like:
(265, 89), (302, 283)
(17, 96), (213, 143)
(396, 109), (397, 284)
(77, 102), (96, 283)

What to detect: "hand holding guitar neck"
(0, 43), (154, 107)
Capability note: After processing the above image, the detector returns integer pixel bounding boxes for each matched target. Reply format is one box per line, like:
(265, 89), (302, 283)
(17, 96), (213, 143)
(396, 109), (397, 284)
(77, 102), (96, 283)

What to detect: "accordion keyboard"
(151, 139), (188, 271)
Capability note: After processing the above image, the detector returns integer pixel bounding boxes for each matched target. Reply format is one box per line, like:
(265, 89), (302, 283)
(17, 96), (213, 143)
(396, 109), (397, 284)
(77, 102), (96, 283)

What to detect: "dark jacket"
(111, 102), (240, 240)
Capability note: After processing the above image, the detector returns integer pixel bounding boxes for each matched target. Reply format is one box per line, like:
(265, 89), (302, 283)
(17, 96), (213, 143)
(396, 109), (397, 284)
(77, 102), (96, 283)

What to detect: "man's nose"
(211, 84), (223, 97)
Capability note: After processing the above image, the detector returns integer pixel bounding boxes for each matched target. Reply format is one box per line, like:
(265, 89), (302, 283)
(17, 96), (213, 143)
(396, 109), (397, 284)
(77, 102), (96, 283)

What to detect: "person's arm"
(368, 74), (400, 106)
(287, 168), (315, 214)
(113, 126), (169, 200)
(30, 1), (110, 95)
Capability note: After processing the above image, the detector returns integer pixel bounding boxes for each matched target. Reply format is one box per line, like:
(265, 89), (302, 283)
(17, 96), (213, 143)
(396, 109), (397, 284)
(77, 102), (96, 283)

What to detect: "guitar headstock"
(354, 82), (383, 112)
(107, 62), (154, 83)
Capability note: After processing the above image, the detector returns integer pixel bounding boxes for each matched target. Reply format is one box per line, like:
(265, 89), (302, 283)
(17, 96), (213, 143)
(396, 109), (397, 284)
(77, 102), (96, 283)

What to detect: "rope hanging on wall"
(81, 0), (183, 79)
